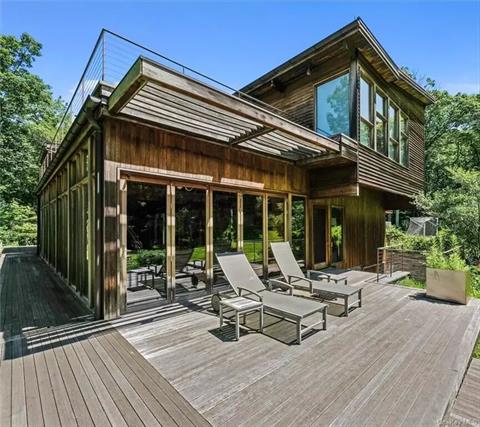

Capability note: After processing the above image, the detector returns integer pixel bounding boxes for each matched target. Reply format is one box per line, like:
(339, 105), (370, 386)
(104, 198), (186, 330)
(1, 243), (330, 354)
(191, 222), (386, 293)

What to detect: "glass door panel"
(243, 194), (263, 276)
(127, 182), (167, 295)
(331, 206), (344, 263)
(268, 196), (285, 275)
(213, 191), (237, 255)
(175, 187), (206, 293)
(312, 206), (327, 266)
(291, 196), (306, 268)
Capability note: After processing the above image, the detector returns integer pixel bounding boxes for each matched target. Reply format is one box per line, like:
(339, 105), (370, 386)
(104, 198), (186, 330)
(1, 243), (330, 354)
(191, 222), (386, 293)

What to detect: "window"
(315, 73), (350, 137)
(388, 104), (400, 162)
(400, 114), (409, 166)
(360, 77), (374, 148)
(375, 91), (388, 155)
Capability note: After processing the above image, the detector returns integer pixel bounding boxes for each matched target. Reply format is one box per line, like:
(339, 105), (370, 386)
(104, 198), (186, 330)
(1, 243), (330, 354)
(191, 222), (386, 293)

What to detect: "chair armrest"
(307, 270), (330, 282)
(330, 276), (348, 285)
(268, 279), (294, 295)
(288, 275), (313, 293)
(238, 287), (263, 302)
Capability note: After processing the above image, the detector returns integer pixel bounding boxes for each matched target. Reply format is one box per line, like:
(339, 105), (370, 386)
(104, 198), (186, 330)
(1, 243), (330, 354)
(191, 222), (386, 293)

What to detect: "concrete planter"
(426, 268), (470, 305)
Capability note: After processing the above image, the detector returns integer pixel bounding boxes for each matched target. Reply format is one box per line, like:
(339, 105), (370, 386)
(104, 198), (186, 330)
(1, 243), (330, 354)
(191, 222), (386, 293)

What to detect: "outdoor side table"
(219, 297), (263, 341)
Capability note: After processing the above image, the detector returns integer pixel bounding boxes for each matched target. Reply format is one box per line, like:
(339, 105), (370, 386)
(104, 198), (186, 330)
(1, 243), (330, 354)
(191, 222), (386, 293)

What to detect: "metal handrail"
(41, 28), (305, 177)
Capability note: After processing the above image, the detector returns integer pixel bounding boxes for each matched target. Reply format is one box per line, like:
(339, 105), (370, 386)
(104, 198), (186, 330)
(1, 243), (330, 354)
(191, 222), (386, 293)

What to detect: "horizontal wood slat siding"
(358, 119), (424, 196)
(105, 119), (308, 194)
(249, 53), (426, 198)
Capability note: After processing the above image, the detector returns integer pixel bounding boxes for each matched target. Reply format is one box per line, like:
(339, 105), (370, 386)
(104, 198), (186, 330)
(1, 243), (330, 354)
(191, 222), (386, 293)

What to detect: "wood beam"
(228, 126), (274, 146)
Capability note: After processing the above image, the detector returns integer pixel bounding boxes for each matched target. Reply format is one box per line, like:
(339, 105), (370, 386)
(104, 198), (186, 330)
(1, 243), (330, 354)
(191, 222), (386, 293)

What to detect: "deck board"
(118, 278), (480, 427)
(0, 248), (210, 427)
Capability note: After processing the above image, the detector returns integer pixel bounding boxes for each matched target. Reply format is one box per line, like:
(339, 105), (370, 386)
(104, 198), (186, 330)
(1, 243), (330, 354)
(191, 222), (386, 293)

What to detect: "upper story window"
(360, 76), (374, 148)
(359, 71), (409, 167)
(315, 73), (350, 137)
(400, 113), (409, 166)
(388, 104), (399, 162)
(375, 91), (388, 156)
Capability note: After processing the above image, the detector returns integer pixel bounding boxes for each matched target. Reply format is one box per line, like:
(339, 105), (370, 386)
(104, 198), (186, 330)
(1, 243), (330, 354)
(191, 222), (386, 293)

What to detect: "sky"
(1, 1), (479, 102)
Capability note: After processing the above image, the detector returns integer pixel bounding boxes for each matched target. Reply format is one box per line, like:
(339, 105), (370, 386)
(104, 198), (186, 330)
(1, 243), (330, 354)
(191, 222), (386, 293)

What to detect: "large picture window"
(315, 73), (350, 137)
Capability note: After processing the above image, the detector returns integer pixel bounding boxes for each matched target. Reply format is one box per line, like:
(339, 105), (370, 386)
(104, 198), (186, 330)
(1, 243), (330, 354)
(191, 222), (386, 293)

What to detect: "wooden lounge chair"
(270, 242), (363, 317)
(216, 252), (327, 344)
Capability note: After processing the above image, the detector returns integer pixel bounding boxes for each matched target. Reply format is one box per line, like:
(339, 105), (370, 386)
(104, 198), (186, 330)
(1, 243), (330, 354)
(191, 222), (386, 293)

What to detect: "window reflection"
(291, 196), (306, 267)
(175, 187), (206, 288)
(243, 194), (263, 275)
(331, 207), (344, 263)
(268, 197), (285, 273)
(213, 191), (237, 257)
(316, 73), (350, 137)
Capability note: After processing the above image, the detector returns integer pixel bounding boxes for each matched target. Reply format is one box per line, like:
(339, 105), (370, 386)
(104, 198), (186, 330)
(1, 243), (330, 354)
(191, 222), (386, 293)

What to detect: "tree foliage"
(414, 83), (480, 264)
(0, 33), (64, 245)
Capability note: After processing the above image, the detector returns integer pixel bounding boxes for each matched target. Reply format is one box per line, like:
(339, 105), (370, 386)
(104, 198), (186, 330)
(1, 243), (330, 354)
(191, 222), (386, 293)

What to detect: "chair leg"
(323, 306), (327, 330)
(259, 307), (264, 333)
(344, 296), (349, 317)
(358, 289), (362, 307)
(235, 311), (240, 341)
(219, 304), (223, 330)
(297, 319), (302, 345)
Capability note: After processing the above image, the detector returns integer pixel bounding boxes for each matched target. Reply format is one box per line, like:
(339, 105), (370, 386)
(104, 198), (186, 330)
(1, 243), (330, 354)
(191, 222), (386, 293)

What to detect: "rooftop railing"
(41, 29), (299, 177)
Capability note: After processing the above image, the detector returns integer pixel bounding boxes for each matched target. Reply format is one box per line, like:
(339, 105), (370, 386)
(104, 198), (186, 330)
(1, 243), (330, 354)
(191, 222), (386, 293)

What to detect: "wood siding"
(310, 187), (385, 269)
(105, 119), (308, 193)
(248, 52), (426, 198)
(38, 133), (96, 311)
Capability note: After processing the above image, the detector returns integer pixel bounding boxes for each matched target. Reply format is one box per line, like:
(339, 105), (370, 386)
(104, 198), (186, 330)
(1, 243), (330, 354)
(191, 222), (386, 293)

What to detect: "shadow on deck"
(0, 248), (209, 427)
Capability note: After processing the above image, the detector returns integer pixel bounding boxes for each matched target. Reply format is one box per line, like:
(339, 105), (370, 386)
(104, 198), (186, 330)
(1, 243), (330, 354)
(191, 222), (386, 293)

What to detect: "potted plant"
(426, 247), (471, 305)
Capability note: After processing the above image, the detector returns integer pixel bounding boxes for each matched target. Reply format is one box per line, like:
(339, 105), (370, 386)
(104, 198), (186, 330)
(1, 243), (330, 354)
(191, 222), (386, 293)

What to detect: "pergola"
(108, 56), (340, 162)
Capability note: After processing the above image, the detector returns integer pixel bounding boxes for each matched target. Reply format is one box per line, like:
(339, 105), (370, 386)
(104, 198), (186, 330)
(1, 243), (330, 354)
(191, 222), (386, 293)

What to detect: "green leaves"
(0, 33), (65, 246)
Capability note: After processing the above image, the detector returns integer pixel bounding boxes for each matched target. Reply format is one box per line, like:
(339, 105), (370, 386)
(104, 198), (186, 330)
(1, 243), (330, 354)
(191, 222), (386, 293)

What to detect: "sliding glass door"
(243, 194), (263, 276)
(267, 196), (286, 275)
(175, 186), (206, 293)
(213, 191), (237, 256)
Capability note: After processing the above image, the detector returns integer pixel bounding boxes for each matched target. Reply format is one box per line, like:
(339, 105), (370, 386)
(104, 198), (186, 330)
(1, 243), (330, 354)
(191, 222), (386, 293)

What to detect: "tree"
(415, 168), (480, 264)
(424, 89), (480, 193)
(0, 33), (64, 245)
(0, 33), (64, 206)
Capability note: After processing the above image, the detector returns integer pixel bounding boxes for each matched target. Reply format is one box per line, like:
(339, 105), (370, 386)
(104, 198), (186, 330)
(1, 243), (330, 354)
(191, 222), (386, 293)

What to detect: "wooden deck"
(443, 358), (480, 426)
(119, 281), (480, 427)
(0, 248), (209, 427)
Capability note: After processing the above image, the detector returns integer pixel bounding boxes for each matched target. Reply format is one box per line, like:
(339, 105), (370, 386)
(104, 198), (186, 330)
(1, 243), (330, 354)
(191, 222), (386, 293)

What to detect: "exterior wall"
(310, 187), (386, 269)
(38, 132), (97, 311)
(104, 118), (308, 193)
(247, 52), (426, 199)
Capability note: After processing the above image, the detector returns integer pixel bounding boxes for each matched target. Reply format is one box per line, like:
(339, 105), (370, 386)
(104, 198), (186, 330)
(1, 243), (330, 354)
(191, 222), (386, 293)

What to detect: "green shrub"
(385, 225), (433, 252)
(127, 249), (165, 271)
(397, 277), (426, 289)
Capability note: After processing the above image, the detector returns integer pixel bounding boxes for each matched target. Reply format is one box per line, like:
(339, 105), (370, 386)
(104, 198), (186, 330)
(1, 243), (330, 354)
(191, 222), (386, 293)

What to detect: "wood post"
(262, 194), (268, 278)
(205, 187), (214, 292)
(237, 193), (243, 252)
(166, 184), (176, 303)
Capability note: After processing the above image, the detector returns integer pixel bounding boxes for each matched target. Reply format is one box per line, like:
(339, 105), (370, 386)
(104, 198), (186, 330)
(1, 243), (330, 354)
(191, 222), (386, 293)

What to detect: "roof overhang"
(108, 57), (340, 161)
(240, 18), (435, 106)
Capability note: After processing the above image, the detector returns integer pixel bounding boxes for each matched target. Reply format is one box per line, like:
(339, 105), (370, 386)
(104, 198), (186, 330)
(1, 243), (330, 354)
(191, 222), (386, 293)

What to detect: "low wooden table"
(219, 296), (263, 341)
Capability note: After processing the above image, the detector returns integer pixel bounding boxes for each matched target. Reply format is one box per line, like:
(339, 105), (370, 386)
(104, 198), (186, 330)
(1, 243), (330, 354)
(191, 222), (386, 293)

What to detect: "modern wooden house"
(37, 19), (434, 319)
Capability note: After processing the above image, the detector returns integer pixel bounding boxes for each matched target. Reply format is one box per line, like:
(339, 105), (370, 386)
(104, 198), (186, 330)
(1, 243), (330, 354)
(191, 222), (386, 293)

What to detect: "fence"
(377, 246), (427, 283)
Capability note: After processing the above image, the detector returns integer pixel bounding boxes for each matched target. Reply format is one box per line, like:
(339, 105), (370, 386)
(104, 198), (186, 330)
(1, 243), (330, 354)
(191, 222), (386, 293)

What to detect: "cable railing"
(41, 28), (302, 178)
